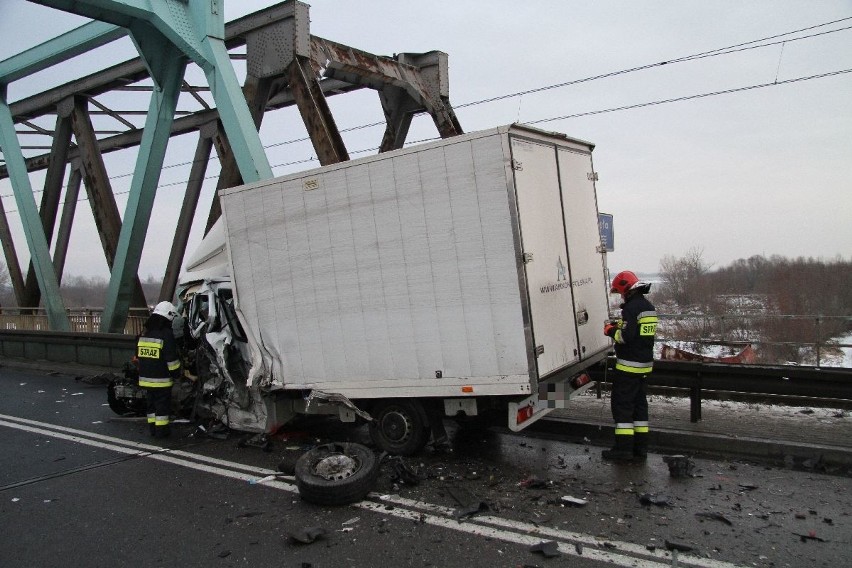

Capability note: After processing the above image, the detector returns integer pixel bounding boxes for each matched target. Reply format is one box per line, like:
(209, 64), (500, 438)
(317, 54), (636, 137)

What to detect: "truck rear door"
(510, 136), (608, 378)
(557, 148), (610, 361)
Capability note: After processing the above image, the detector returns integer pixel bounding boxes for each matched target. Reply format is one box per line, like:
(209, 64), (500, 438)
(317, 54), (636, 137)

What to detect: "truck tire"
(368, 399), (429, 456)
(294, 442), (379, 506)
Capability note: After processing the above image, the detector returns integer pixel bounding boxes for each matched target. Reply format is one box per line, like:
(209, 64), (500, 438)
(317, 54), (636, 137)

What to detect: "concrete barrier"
(0, 330), (135, 368)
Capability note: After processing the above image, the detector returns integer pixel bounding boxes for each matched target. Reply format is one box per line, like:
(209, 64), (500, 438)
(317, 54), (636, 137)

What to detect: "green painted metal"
(201, 40), (273, 183)
(100, 27), (187, 333)
(0, 21), (125, 84)
(99, 2), (272, 331)
(19, 2), (272, 332)
(0, 86), (70, 331)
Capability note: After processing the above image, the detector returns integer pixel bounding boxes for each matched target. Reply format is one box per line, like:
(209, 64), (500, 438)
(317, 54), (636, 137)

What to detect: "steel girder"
(68, 95), (149, 309)
(2, 1), (461, 333)
(0, 16), (127, 329)
(0, 86), (70, 329)
(31, 0), (274, 332)
(21, 107), (74, 308)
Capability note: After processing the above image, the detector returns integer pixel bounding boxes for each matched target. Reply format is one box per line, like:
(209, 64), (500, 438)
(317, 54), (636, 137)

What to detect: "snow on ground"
(646, 393), (850, 422)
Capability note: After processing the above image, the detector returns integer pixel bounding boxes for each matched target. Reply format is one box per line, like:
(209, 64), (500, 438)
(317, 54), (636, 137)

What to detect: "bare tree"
(657, 247), (712, 309)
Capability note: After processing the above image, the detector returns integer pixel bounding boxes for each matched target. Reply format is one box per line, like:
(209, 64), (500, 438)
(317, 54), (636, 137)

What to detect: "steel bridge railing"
(0, 308), (149, 336)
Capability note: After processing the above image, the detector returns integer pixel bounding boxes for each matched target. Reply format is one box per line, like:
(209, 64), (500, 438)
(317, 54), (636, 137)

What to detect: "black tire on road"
(368, 399), (430, 456)
(295, 442), (379, 506)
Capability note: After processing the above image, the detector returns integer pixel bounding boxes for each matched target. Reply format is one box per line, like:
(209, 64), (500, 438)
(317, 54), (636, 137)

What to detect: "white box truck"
(177, 124), (611, 454)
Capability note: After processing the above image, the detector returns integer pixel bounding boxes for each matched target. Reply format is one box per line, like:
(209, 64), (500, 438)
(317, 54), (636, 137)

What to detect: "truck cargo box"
(219, 124), (610, 402)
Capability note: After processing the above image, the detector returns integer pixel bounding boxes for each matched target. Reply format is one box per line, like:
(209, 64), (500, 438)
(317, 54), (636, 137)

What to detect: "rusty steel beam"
(317, 41), (463, 142)
(87, 96), (138, 130)
(0, 194), (26, 306)
(21, 109), (74, 307)
(0, 77), (360, 179)
(378, 85), (420, 152)
(159, 122), (215, 303)
(69, 96), (147, 308)
(53, 162), (82, 283)
(288, 56), (349, 166)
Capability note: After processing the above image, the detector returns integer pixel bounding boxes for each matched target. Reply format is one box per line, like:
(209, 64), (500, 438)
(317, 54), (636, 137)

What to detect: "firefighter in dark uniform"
(137, 301), (181, 438)
(602, 270), (658, 461)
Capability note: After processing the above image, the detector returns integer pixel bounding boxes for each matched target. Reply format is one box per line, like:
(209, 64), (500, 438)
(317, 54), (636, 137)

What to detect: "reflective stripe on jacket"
(613, 293), (657, 374)
(137, 328), (179, 388)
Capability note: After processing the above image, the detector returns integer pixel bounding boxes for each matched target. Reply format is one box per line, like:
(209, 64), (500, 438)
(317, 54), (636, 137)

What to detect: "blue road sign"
(598, 213), (614, 252)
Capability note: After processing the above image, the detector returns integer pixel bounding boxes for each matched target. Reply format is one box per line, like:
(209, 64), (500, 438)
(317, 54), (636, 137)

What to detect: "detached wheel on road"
(368, 399), (429, 456)
(294, 442), (379, 506)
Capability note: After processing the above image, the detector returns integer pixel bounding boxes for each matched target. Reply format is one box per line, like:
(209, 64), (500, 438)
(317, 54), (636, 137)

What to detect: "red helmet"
(610, 270), (640, 295)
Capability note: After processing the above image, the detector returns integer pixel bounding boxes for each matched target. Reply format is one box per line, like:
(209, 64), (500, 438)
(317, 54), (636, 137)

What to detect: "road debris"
(529, 540), (561, 558)
(387, 456), (422, 486)
(288, 526), (327, 544)
(793, 531), (826, 543)
(75, 372), (117, 385)
(695, 512), (733, 525)
(663, 455), (696, 478)
(454, 501), (490, 520)
(518, 475), (550, 489)
(639, 493), (672, 507)
(561, 495), (588, 507)
(664, 539), (693, 552)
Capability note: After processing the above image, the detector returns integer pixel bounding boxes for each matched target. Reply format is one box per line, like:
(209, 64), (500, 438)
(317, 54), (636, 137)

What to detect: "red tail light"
(571, 373), (591, 389)
(516, 404), (534, 425)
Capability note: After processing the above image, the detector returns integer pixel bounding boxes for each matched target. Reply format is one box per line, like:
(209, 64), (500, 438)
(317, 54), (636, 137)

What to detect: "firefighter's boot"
(601, 435), (634, 462)
(633, 432), (649, 461)
(148, 421), (156, 437)
(155, 424), (171, 439)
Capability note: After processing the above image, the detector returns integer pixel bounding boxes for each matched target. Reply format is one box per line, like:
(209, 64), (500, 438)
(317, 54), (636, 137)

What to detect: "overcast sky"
(1, 0), (850, 282)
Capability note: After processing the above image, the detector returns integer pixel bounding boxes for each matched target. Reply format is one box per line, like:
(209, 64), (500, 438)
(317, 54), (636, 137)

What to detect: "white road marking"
(0, 413), (745, 568)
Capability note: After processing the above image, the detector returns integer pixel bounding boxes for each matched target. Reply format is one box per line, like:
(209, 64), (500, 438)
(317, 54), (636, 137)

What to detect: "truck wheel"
(368, 399), (429, 456)
(294, 442), (379, 506)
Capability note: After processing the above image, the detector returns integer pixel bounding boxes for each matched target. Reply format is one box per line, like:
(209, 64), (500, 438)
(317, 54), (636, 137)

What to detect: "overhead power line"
(455, 18), (852, 109)
(524, 68), (852, 125)
(1, 17), (851, 207)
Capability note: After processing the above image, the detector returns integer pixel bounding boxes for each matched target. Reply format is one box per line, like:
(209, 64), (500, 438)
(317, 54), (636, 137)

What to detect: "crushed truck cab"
(177, 124), (611, 453)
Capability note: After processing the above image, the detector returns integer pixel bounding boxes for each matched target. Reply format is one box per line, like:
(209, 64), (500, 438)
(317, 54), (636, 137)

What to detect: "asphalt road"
(1, 364), (849, 568)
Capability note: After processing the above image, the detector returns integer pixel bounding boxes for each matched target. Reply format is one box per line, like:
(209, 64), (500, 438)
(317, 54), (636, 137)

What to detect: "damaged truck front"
(176, 124), (612, 455)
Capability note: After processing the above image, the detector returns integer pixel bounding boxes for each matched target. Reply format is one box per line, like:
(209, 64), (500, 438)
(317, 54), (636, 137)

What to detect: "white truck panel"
(511, 137), (580, 375)
(557, 149), (612, 360)
(220, 125), (608, 399)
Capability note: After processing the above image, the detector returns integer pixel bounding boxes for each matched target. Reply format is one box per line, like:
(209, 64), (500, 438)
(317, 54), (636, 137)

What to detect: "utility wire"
(3, 65), (848, 216)
(454, 19), (852, 109)
(1, 18), (851, 208)
(523, 68), (852, 125)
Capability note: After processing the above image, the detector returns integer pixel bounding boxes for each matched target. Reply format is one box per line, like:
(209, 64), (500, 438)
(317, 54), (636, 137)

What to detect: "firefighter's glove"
(603, 323), (617, 337)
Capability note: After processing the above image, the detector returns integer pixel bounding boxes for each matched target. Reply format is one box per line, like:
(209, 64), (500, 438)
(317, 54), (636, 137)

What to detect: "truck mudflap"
(507, 373), (595, 432)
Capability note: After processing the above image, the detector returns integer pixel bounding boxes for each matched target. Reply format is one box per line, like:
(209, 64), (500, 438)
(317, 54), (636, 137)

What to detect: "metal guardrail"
(1, 309), (849, 422)
(589, 356), (852, 423)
